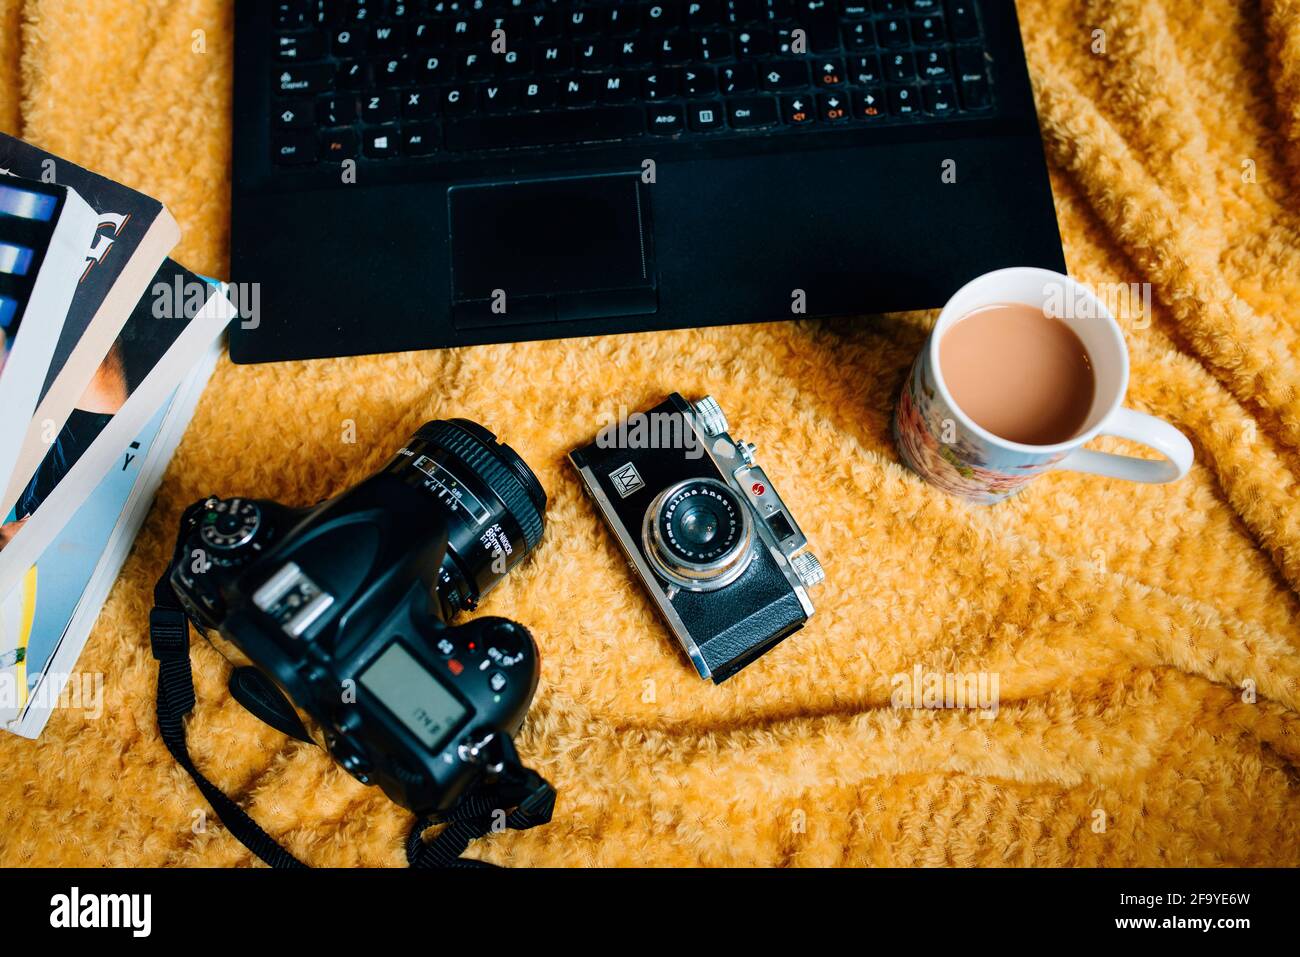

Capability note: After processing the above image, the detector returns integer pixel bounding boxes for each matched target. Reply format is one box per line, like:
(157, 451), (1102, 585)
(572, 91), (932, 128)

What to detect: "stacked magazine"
(0, 134), (235, 738)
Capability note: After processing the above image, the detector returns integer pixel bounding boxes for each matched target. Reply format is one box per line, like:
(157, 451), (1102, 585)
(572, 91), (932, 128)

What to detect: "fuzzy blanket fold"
(1, 0), (1298, 866)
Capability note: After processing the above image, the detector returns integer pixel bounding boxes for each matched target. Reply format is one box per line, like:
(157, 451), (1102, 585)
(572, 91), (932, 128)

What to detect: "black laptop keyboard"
(270, 0), (994, 168)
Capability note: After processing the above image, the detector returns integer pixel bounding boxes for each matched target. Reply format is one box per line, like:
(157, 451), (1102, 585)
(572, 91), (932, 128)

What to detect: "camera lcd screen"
(359, 643), (467, 753)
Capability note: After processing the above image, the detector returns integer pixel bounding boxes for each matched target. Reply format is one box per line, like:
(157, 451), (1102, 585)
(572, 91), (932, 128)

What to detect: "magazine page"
(0, 399), (170, 730)
(0, 133), (175, 398)
(0, 263), (233, 597)
(0, 178), (98, 491)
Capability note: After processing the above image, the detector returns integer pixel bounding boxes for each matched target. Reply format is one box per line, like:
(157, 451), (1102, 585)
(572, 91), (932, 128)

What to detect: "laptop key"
(402, 88), (438, 119)
(363, 127), (400, 159)
(479, 83), (518, 113)
(955, 45), (988, 82)
(877, 17), (909, 48)
(402, 123), (440, 155)
(643, 69), (681, 101)
(317, 94), (357, 126)
(781, 95), (815, 125)
(330, 27), (363, 57)
(688, 102), (725, 131)
(560, 76), (597, 107)
(852, 88), (886, 119)
(911, 16), (945, 44)
(412, 54), (451, 84)
(815, 60), (844, 87)
(887, 84), (920, 115)
(648, 104), (686, 135)
(444, 106), (646, 151)
(319, 128), (358, 160)
(275, 63), (333, 96)
(361, 91), (398, 123)
(719, 64), (758, 94)
(274, 100), (314, 130)
(336, 59), (365, 89)
(918, 49), (951, 80)
(275, 32), (325, 62)
(885, 52), (915, 83)
(682, 67), (717, 96)
(945, 0), (980, 40)
(760, 61), (810, 91)
(849, 55), (882, 85)
(727, 97), (779, 129)
(959, 75), (991, 110)
(922, 82), (958, 114)
(273, 131), (318, 165)
(818, 91), (849, 122)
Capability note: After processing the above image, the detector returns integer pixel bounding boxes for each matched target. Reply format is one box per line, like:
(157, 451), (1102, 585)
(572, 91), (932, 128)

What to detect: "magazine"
(0, 341), (220, 736)
(0, 133), (180, 518)
(0, 262), (234, 600)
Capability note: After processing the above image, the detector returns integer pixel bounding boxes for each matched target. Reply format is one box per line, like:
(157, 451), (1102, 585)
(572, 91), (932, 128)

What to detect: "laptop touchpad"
(449, 173), (656, 328)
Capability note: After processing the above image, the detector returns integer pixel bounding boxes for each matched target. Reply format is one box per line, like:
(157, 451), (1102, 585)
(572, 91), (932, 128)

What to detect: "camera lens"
(643, 478), (754, 591)
(394, 419), (547, 613)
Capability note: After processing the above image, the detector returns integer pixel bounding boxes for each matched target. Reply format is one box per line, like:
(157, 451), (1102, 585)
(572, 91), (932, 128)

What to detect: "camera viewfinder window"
(766, 512), (797, 543)
(359, 643), (468, 753)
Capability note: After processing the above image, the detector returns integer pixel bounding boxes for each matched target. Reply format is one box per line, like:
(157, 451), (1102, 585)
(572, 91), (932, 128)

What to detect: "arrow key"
(781, 95), (815, 125)
(760, 61), (809, 91)
(818, 92), (849, 122)
(274, 100), (314, 130)
(852, 88), (886, 119)
(816, 60), (844, 87)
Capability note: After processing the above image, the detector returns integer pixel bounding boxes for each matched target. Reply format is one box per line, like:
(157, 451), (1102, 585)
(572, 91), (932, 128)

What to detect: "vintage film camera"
(570, 393), (824, 683)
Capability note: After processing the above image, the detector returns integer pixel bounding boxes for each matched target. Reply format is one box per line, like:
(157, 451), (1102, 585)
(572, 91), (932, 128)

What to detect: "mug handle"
(1057, 407), (1194, 484)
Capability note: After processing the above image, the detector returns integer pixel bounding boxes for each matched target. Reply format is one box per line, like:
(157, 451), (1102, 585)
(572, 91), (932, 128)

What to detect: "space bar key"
(445, 108), (646, 151)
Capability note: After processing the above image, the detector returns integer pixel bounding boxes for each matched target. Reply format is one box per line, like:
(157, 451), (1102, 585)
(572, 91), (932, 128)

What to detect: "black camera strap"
(149, 573), (554, 869)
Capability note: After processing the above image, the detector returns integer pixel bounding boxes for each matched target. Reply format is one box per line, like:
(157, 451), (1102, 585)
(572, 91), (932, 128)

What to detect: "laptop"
(230, 0), (1064, 364)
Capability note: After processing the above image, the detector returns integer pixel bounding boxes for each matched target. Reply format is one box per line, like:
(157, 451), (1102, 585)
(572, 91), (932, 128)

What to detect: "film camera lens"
(393, 419), (547, 614)
(643, 478), (754, 591)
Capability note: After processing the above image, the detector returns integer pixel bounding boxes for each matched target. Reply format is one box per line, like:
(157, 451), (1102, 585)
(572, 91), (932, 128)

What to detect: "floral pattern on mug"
(893, 349), (1066, 504)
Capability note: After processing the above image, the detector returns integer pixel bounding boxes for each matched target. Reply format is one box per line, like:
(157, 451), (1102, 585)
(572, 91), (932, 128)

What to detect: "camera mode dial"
(200, 498), (262, 552)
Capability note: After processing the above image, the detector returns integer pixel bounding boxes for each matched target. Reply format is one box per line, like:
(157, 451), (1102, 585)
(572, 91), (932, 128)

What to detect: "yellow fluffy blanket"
(1, 0), (1298, 867)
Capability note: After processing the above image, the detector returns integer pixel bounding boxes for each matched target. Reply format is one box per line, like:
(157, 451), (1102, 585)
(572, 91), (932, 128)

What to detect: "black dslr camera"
(163, 419), (548, 822)
(571, 393), (824, 683)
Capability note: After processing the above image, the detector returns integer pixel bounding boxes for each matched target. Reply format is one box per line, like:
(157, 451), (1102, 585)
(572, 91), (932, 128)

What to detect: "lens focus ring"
(415, 420), (546, 551)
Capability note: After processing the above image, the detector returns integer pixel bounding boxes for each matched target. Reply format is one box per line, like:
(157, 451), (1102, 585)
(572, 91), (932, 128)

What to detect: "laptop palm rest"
(449, 173), (657, 329)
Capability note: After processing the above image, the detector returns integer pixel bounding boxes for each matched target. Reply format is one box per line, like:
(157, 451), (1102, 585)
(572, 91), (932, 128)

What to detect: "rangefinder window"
(360, 643), (468, 753)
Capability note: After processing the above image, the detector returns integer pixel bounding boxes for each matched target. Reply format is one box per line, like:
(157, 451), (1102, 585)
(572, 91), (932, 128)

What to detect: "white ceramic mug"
(893, 267), (1193, 504)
